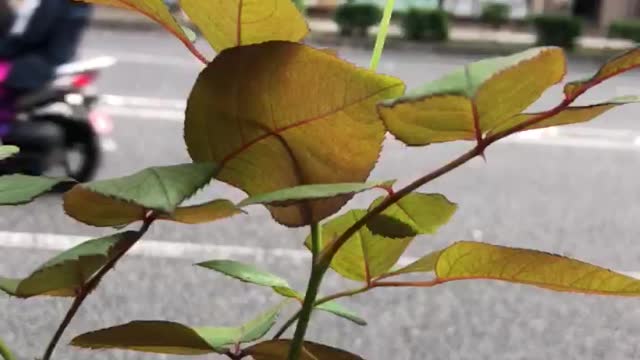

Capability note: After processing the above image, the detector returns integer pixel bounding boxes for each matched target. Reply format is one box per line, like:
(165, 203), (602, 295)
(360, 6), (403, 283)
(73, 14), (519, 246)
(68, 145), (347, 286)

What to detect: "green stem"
(273, 285), (370, 340)
(0, 339), (15, 360)
(369, 0), (396, 71)
(287, 223), (324, 360)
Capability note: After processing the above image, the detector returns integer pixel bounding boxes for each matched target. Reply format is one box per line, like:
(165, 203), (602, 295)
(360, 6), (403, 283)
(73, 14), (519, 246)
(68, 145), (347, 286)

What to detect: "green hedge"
(532, 15), (582, 49)
(402, 8), (449, 42)
(609, 20), (640, 43)
(481, 3), (510, 29)
(334, 1), (382, 37)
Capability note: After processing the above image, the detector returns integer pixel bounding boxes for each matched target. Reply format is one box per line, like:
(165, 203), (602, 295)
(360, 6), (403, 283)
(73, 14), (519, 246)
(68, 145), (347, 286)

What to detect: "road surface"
(1, 29), (640, 360)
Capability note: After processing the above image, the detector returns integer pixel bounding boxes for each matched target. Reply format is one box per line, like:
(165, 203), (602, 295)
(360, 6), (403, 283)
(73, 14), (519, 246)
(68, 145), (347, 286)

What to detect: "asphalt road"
(1, 29), (640, 360)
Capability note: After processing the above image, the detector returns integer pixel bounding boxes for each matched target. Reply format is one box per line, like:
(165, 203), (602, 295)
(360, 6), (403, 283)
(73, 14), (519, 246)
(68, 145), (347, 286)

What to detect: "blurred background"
(1, 0), (640, 359)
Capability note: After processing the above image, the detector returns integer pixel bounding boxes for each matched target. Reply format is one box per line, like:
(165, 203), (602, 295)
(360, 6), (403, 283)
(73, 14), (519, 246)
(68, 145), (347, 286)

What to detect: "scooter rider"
(0, 0), (93, 91)
(0, 0), (92, 175)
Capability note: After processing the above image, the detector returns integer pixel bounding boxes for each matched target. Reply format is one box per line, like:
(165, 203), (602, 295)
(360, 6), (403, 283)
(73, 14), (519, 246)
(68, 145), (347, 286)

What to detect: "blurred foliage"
(532, 14), (582, 49)
(609, 20), (640, 43)
(480, 2), (510, 29)
(401, 7), (449, 41)
(334, 0), (383, 36)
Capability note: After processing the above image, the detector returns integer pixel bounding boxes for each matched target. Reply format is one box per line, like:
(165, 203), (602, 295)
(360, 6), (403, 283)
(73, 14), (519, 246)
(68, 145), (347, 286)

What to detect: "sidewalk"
(91, 7), (636, 56)
(307, 18), (635, 52)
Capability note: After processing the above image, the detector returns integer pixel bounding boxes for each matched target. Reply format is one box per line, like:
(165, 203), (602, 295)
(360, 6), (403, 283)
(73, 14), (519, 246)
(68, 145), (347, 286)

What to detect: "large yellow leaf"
(78, 0), (205, 62)
(185, 41), (405, 227)
(308, 209), (414, 282)
(564, 47), (640, 99)
(246, 340), (364, 360)
(180, 0), (308, 52)
(379, 47), (565, 146)
(489, 96), (640, 135)
(434, 241), (640, 296)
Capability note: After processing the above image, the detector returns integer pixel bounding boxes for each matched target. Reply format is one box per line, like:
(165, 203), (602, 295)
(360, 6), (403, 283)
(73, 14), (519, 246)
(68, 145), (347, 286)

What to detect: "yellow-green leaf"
(0, 145), (18, 160)
(185, 41), (404, 227)
(564, 47), (640, 98)
(78, 0), (205, 62)
(237, 181), (392, 208)
(72, 306), (283, 355)
(63, 186), (146, 227)
(379, 47), (565, 146)
(71, 321), (222, 355)
(246, 340), (364, 360)
(180, 0), (309, 52)
(384, 250), (441, 278)
(159, 199), (243, 224)
(308, 210), (413, 281)
(0, 232), (133, 298)
(490, 96), (640, 135)
(367, 193), (457, 238)
(434, 241), (640, 296)
(64, 163), (217, 227)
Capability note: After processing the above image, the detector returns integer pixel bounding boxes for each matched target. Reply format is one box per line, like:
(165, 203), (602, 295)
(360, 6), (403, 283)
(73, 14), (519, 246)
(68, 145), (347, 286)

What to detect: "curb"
(89, 8), (632, 62)
(308, 31), (632, 62)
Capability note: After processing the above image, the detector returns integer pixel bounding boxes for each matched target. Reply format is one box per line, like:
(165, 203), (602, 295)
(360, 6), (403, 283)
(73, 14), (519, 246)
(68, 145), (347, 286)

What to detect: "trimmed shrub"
(609, 20), (640, 43)
(334, 0), (382, 37)
(532, 15), (582, 49)
(402, 8), (449, 42)
(481, 3), (511, 29)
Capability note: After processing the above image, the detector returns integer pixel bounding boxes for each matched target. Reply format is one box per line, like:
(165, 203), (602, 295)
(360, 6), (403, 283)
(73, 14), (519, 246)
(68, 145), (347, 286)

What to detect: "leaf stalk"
(369, 0), (396, 71)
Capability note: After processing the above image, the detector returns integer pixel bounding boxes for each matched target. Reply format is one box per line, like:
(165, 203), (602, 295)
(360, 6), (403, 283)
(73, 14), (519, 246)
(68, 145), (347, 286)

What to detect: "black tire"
(32, 115), (101, 182)
(64, 122), (101, 182)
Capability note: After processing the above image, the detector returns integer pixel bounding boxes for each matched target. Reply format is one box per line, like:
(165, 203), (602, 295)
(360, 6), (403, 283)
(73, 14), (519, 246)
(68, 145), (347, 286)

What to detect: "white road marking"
(0, 230), (639, 279)
(101, 94), (186, 110)
(0, 230), (312, 264)
(82, 51), (201, 67)
(97, 94), (640, 151)
(101, 105), (184, 121)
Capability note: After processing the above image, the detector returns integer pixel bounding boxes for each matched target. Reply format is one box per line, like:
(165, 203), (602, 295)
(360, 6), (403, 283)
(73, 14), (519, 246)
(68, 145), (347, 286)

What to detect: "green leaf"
(197, 260), (290, 288)
(72, 306), (283, 355)
(367, 193), (457, 238)
(565, 48), (640, 98)
(308, 209), (413, 281)
(237, 303), (283, 344)
(64, 163), (217, 227)
(71, 321), (222, 355)
(0, 175), (73, 205)
(246, 340), (364, 360)
(316, 301), (367, 326)
(379, 47), (566, 146)
(0, 232), (133, 298)
(0, 145), (18, 160)
(384, 251), (441, 278)
(238, 181), (392, 208)
(273, 286), (301, 299)
(434, 241), (640, 295)
(159, 199), (244, 224)
(490, 96), (640, 135)
(180, 0), (309, 52)
(270, 287), (367, 326)
(185, 41), (404, 227)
